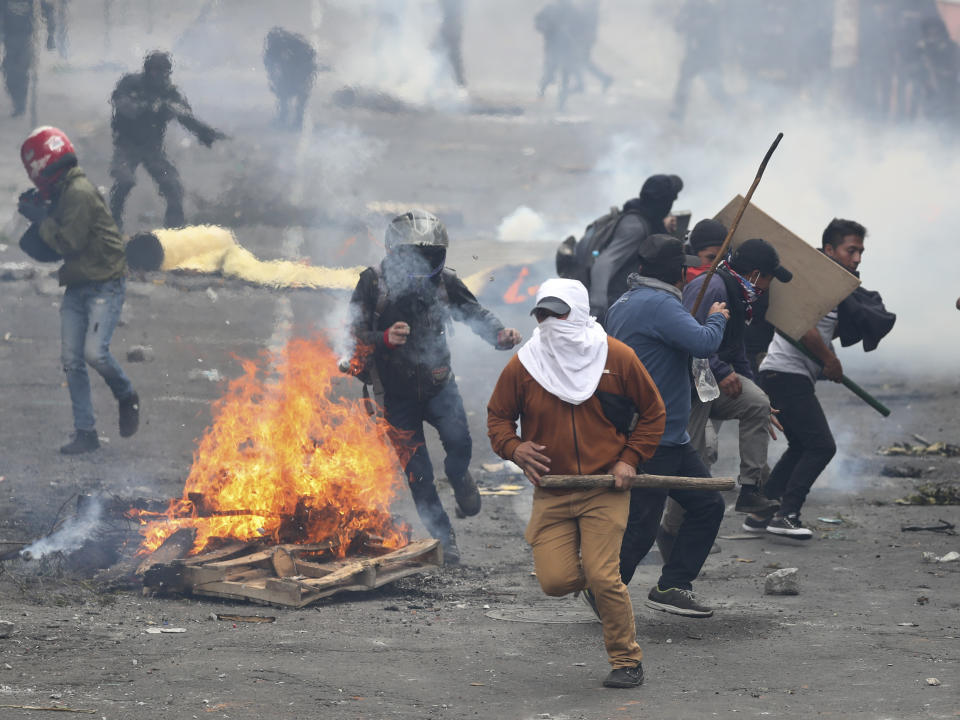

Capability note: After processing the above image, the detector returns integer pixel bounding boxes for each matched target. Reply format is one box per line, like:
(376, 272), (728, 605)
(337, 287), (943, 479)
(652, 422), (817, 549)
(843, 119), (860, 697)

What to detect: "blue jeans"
(619, 443), (724, 590)
(383, 380), (472, 541)
(60, 278), (134, 431)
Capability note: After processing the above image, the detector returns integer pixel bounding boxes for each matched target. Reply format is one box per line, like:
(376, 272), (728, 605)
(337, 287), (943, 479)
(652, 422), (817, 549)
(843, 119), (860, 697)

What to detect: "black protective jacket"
(349, 264), (506, 400)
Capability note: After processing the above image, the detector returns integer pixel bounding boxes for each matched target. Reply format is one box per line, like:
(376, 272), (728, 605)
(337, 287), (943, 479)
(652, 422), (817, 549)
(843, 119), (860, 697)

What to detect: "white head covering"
(517, 278), (609, 405)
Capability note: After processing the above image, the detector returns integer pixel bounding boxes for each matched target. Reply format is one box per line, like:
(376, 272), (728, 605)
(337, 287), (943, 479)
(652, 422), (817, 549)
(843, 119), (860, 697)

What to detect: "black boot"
(118, 391), (140, 438)
(60, 430), (100, 455)
(441, 528), (461, 566)
(450, 470), (481, 518)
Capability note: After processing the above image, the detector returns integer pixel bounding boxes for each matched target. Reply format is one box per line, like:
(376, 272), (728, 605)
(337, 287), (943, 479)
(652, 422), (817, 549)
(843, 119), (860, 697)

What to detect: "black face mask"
(390, 245), (446, 279)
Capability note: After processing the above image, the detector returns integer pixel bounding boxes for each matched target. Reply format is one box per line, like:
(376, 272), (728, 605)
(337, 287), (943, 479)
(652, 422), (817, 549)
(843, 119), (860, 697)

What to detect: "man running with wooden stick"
(487, 278), (665, 689)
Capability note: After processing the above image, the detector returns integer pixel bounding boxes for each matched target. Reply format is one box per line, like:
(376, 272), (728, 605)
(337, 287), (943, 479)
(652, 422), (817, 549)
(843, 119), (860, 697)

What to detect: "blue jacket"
(606, 280), (727, 446)
(682, 271), (753, 382)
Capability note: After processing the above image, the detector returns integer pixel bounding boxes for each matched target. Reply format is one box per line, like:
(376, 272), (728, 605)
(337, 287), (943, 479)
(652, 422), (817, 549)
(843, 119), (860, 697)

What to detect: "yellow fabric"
(152, 225), (364, 290)
(151, 224), (503, 295)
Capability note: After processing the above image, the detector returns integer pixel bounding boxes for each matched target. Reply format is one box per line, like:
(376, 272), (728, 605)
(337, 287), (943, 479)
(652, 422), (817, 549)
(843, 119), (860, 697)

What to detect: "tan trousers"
(525, 487), (642, 668)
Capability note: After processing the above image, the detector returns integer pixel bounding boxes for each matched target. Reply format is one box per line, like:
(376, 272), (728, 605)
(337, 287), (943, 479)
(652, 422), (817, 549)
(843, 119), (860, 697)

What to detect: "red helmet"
(21, 126), (77, 192)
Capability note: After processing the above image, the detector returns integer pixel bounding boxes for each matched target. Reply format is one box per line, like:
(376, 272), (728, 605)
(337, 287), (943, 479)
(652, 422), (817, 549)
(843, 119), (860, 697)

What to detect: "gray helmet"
(384, 209), (449, 252)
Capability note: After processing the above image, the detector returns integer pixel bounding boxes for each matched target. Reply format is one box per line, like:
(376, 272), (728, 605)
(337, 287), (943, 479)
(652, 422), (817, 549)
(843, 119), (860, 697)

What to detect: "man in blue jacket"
(605, 234), (728, 617)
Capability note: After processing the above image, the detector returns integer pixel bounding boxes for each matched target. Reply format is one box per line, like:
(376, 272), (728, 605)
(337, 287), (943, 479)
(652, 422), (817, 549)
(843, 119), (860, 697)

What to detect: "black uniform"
(2, 0), (34, 117)
(108, 59), (221, 229)
(436, 0), (466, 87)
(263, 27), (318, 130)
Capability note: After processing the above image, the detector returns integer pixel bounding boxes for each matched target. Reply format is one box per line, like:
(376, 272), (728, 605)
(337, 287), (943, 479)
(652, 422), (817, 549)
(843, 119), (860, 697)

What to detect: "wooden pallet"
(140, 537), (442, 608)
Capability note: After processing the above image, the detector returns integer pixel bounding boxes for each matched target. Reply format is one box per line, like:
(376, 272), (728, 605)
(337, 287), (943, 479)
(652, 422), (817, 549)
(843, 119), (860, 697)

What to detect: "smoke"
(326, 0), (466, 109)
(496, 206), (549, 243)
(20, 496), (104, 561)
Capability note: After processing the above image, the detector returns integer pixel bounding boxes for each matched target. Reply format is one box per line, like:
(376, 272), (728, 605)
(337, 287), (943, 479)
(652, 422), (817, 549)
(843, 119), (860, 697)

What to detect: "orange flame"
(134, 335), (409, 556)
(502, 266), (540, 305)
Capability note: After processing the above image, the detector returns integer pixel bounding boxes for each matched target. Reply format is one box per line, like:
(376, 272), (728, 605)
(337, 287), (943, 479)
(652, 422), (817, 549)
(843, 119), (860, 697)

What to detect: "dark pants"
(109, 141), (184, 229)
(383, 379), (471, 542)
(619, 443), (724, 590)
(759, 371), (837, 516)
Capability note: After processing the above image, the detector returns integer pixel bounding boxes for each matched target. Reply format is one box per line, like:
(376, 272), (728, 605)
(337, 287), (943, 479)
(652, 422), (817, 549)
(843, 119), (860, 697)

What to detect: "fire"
(135, 335), (410, 556)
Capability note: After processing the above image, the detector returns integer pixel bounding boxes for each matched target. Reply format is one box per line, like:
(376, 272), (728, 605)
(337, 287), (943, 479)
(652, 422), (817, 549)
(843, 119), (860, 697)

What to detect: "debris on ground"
(879, 441), (960, 457)
(145, 627), (186, 634)
(0, 620), (13, 638)
(216, 614), (276, 623)
(126, 345), (155, 362)
(901, 519), (956, 536)
(926, 678), (941, 686)
(479, 484), (525, 496)
(480, 460), (524, 475)
(880, 464), (925, 478)
(188, 368), (224, 382)
(764, 568), (800, 596)
(921, 551), (960, 563)
(895, 483), (960, 506)
(0, 263), (36, 281)
(817, 517), (844, 525)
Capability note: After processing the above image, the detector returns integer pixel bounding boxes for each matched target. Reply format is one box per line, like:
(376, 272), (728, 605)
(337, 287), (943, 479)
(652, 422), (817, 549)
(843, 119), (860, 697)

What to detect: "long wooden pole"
(689, 132), (784, 316)
(775, 331), (891, 417)
(539, 474), (735, 491)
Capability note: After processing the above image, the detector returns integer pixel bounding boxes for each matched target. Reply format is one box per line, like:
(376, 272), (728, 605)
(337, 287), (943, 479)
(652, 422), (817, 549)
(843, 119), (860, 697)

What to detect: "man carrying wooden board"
(757, 219), (895, 539)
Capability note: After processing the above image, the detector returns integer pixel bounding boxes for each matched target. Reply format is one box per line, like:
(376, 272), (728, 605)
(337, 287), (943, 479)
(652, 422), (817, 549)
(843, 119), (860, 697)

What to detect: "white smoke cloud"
(496, 206), (548, 242)
(21, 497), (103, 561)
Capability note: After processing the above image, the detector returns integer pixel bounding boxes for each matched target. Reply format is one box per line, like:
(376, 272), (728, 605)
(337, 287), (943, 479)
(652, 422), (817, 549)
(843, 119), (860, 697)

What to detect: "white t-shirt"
(759, 309), (839, 383)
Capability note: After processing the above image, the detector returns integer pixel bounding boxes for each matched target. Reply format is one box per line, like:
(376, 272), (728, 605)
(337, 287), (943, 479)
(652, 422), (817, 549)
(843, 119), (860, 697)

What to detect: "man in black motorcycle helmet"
(347, 210), (522, 564)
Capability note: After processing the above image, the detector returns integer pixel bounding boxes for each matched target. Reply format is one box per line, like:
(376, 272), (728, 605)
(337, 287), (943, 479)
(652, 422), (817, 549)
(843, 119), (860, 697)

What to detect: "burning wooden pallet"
(138, 531), (442, 608)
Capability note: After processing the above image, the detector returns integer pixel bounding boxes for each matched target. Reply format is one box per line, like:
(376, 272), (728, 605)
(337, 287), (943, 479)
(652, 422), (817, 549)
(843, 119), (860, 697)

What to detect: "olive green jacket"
(38, 167), (126, 287)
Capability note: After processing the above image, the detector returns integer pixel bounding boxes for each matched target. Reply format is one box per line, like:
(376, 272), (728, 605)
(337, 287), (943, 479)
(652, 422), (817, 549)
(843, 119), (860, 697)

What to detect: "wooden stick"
(0, 705), (96, 714)
(690, 132), (784, 316)
(775, 331), (891, 417)
(539, 474), (735, 490)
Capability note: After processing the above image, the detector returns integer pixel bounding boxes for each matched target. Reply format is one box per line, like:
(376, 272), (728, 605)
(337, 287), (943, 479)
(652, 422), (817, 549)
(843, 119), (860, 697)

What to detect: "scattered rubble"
(896, 483), (960, 506)
(901, 519), (956, 536)
(188, 368), (224, 382)
(879, 441), (960, 457)
(921, 551), (960, 563)
(0, 262), (35, 281)
(126, 345), (155, 363)
(926, 678), (941, 686)
(764, 568), (800, 596)
(880, 464), (925, 479)
(0, 620), (13, 638)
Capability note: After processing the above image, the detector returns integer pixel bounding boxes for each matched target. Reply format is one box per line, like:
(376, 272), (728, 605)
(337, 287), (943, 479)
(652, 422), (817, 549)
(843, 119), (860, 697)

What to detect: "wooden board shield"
(714, 196), (860, 340)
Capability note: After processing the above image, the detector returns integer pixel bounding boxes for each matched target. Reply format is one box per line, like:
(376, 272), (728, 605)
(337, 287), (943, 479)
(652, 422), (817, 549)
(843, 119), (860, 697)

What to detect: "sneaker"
(60, 430), (100, 455)
(578, 587), (601, 621)
(735, 485), (780, 514)
(118, 391), (140, 438)
(603, 662), (643, 689)
(450, 471), (481, 518)
(645, 585), (714, 618)
(742, 514), (772, 533)
(766, 513), (813, 540)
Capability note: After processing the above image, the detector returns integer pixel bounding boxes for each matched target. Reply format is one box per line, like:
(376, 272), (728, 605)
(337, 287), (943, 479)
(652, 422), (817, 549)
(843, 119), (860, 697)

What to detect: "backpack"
(555, 206), (629, 288)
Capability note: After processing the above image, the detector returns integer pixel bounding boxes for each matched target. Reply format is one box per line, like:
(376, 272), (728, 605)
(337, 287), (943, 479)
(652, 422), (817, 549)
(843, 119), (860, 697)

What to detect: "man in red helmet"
(17, 126), (140, 455)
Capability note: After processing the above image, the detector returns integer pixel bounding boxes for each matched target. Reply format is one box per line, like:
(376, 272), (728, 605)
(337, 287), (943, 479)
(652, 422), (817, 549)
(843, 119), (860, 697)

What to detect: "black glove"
(18, 189), (49, 224)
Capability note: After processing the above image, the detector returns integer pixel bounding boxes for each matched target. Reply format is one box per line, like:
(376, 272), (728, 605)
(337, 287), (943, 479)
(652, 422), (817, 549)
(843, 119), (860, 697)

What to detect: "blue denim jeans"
(383, 379), (472, 541)
(60, 278), (134, 431)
